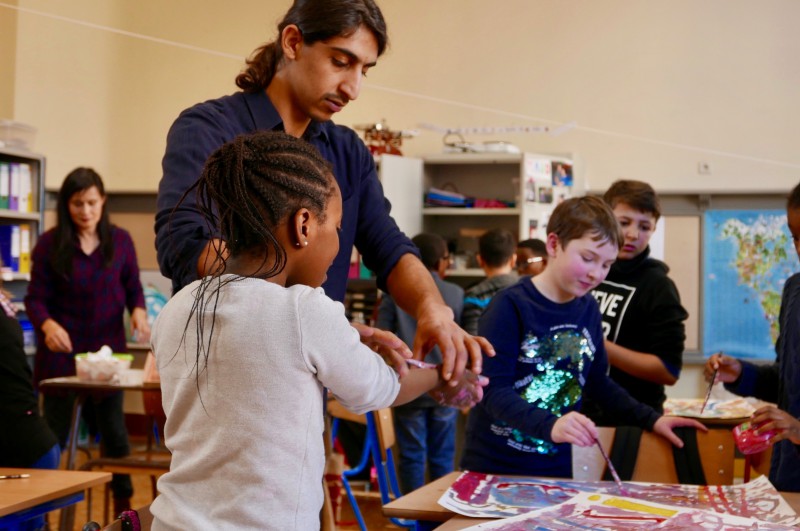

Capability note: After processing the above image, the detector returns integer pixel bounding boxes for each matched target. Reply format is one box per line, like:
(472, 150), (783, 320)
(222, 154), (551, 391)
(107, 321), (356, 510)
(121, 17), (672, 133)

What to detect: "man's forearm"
(385, 254), (447, 320)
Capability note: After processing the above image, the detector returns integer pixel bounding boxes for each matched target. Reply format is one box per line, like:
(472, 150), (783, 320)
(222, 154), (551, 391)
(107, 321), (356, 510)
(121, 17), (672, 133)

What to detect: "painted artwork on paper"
(440, 472), (800, 526)
(462, 492), (796, 530)
(663, 396), (759, 419)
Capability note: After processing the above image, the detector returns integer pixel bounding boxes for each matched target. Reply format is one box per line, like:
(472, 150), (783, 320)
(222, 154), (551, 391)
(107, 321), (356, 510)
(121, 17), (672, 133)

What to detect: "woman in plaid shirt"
(25, 167), (150, 513)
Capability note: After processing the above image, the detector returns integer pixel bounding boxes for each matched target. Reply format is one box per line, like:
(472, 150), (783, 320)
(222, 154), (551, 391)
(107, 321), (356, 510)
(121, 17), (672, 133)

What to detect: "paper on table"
(461, 491), (795, 530)
(438, 471), (800, 526)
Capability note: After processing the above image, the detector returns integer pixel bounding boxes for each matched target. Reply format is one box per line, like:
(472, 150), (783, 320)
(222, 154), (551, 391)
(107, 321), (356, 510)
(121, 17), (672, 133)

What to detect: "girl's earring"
(295, 241), (302, 248)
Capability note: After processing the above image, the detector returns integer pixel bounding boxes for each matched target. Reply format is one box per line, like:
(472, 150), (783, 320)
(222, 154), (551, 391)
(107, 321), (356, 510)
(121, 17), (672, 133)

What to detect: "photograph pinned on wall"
(552, 162), (573, 186)
(528, 219), (539, 239)
(538, 186), (553, 204)
(525, 178), (536, 202)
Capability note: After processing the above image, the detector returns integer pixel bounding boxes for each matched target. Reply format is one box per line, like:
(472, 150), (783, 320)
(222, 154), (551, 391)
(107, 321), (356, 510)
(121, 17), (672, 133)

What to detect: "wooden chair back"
(572, 426), (736, 485)
(633, 428), (735, 485)
(372, 408), (396, 462)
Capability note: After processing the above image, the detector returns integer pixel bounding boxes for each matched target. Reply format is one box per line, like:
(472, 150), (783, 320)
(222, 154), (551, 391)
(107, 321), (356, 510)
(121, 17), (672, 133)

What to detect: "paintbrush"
(700, 367), (718, 414)
(405, 358), (438, 369)
(594, 437), (628, 495)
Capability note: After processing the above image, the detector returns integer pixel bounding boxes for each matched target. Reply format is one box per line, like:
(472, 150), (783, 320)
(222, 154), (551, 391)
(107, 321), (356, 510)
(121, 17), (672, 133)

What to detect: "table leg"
(66, 395), (87, 470)
(59, 395), (87, 531)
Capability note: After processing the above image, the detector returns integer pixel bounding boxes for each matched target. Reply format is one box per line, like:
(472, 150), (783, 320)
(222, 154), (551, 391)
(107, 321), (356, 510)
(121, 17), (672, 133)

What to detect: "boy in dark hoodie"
(584, 180), (688, 422)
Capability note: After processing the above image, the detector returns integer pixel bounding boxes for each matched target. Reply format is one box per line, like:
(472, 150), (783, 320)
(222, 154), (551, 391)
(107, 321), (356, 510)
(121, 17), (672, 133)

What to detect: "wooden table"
(383, 472), (800, 531)
(38, 375), (160, 470)
(0, 467), (111, 530)
(383, 472), (461, 530)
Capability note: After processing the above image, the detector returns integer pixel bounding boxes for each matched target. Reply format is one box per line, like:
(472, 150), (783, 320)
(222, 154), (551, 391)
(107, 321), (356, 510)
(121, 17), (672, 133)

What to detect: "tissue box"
(75, 353), (133, 382)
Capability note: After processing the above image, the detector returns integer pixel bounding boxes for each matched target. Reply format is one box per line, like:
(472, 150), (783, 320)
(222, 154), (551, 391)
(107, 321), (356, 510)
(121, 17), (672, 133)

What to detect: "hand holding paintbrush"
(551, 411), (628, 494)
(703, 351), (743, 411)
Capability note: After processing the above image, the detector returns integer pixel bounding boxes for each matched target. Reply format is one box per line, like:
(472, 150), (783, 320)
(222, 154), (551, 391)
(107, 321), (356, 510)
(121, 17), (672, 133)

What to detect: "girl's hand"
(704, 352), (742, 384)
(751, 405), (800, 445)
(429, 370), (489, 409)
(130, 307), (151, 343)
(653, 416), (708, 447)
(552, 412), (598, 447)
(351, 322), (413, 378)
(41, 318), (73, 353)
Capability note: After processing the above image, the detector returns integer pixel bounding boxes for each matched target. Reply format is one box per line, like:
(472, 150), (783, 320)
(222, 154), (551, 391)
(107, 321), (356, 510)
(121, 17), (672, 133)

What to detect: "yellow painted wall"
(0, 1), (18, 119)
(6, 0), (799, 192)
(5, 1), (796, 398)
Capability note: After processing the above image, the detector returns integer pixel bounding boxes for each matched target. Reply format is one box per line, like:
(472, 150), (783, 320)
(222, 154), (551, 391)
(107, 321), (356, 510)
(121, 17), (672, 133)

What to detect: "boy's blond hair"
(546, 196), (623, 250)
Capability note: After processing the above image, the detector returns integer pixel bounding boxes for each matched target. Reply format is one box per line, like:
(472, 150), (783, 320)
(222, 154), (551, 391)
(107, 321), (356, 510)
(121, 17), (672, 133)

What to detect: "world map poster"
(703, 209), (796, 360)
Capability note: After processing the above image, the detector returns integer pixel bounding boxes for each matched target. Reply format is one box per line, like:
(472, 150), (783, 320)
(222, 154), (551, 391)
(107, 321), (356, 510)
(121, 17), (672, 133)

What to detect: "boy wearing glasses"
(463, 229), (520, 336)
(584, 180), (688, 423)
(517, 238), (548, 277)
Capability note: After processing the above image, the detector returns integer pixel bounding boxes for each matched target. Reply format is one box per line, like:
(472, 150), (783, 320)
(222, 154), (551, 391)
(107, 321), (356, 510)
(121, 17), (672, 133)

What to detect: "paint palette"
(663, 397), (758, 419)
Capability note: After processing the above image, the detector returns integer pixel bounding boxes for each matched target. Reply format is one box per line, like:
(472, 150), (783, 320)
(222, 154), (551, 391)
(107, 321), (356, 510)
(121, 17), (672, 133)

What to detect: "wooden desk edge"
(38, 376), (160, 391)
(0, 469), (112, 517)
(382, 471), (460, 522)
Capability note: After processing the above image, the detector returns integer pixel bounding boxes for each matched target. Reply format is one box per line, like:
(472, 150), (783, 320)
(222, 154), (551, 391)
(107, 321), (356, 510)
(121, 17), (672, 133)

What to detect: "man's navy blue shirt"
(156, 90), (417, 301)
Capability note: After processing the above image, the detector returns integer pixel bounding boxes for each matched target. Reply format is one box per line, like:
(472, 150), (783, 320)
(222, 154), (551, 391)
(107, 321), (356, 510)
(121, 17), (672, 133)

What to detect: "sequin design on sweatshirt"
(503, 328), (595, 455)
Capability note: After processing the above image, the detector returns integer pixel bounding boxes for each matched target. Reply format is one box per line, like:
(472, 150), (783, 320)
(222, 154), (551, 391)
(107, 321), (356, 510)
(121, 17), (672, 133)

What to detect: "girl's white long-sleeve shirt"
(150, 276), (400, 530)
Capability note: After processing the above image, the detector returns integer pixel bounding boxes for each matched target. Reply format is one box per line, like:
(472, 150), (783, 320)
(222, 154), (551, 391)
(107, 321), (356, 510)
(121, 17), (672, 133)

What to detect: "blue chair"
(368, 408), (414, 529)
(329, 403), (414, 530)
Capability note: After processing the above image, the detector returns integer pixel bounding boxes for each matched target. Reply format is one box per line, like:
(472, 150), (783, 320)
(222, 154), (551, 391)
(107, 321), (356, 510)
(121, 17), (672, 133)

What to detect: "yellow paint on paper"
(602, 497), (678, 517)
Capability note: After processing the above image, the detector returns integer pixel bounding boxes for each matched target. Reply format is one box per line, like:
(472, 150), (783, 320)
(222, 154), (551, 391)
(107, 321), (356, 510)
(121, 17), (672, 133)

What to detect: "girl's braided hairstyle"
(173, 131), (336, 399)
(197, 130), (336, 278)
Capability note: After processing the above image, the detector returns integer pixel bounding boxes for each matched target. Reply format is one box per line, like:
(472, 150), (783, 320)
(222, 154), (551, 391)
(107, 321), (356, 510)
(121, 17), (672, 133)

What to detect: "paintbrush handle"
(594, 438), (625, 492)
(405, 359), (438, 370)
(700, 368), (718, 413)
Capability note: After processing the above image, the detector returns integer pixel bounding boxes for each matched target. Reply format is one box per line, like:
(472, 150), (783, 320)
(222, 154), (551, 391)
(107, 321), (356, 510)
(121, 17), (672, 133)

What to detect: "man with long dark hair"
(156, 0), (491, 380)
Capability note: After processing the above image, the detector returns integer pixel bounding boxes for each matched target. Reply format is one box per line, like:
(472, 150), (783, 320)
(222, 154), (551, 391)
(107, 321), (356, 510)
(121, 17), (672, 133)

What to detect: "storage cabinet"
(380, 152), (575, 285)
(0, 146), (46, 354)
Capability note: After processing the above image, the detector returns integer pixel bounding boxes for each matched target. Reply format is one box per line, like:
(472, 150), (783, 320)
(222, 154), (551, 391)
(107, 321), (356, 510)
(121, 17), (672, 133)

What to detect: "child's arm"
(392, 367), (488, 408)
(705, 352), (742, 384)
(751, 405), (800, 445)
(611, 277), (686, 383)
(604, 341), (678, 385)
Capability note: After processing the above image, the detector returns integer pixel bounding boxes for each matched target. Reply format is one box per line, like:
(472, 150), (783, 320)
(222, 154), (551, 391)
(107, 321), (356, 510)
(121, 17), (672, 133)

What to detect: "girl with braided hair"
(149, 131), (487, 530)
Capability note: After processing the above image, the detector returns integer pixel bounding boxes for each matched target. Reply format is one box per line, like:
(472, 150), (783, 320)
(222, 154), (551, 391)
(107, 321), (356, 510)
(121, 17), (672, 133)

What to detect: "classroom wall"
(0, 1), (17, 119)
(2, 0), (798, 193)
(2, 1), (793, 399)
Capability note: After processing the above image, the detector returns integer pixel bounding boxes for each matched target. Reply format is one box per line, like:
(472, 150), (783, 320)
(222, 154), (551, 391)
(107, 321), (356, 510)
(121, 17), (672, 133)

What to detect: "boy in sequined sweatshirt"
(461, 196), (704, 478)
